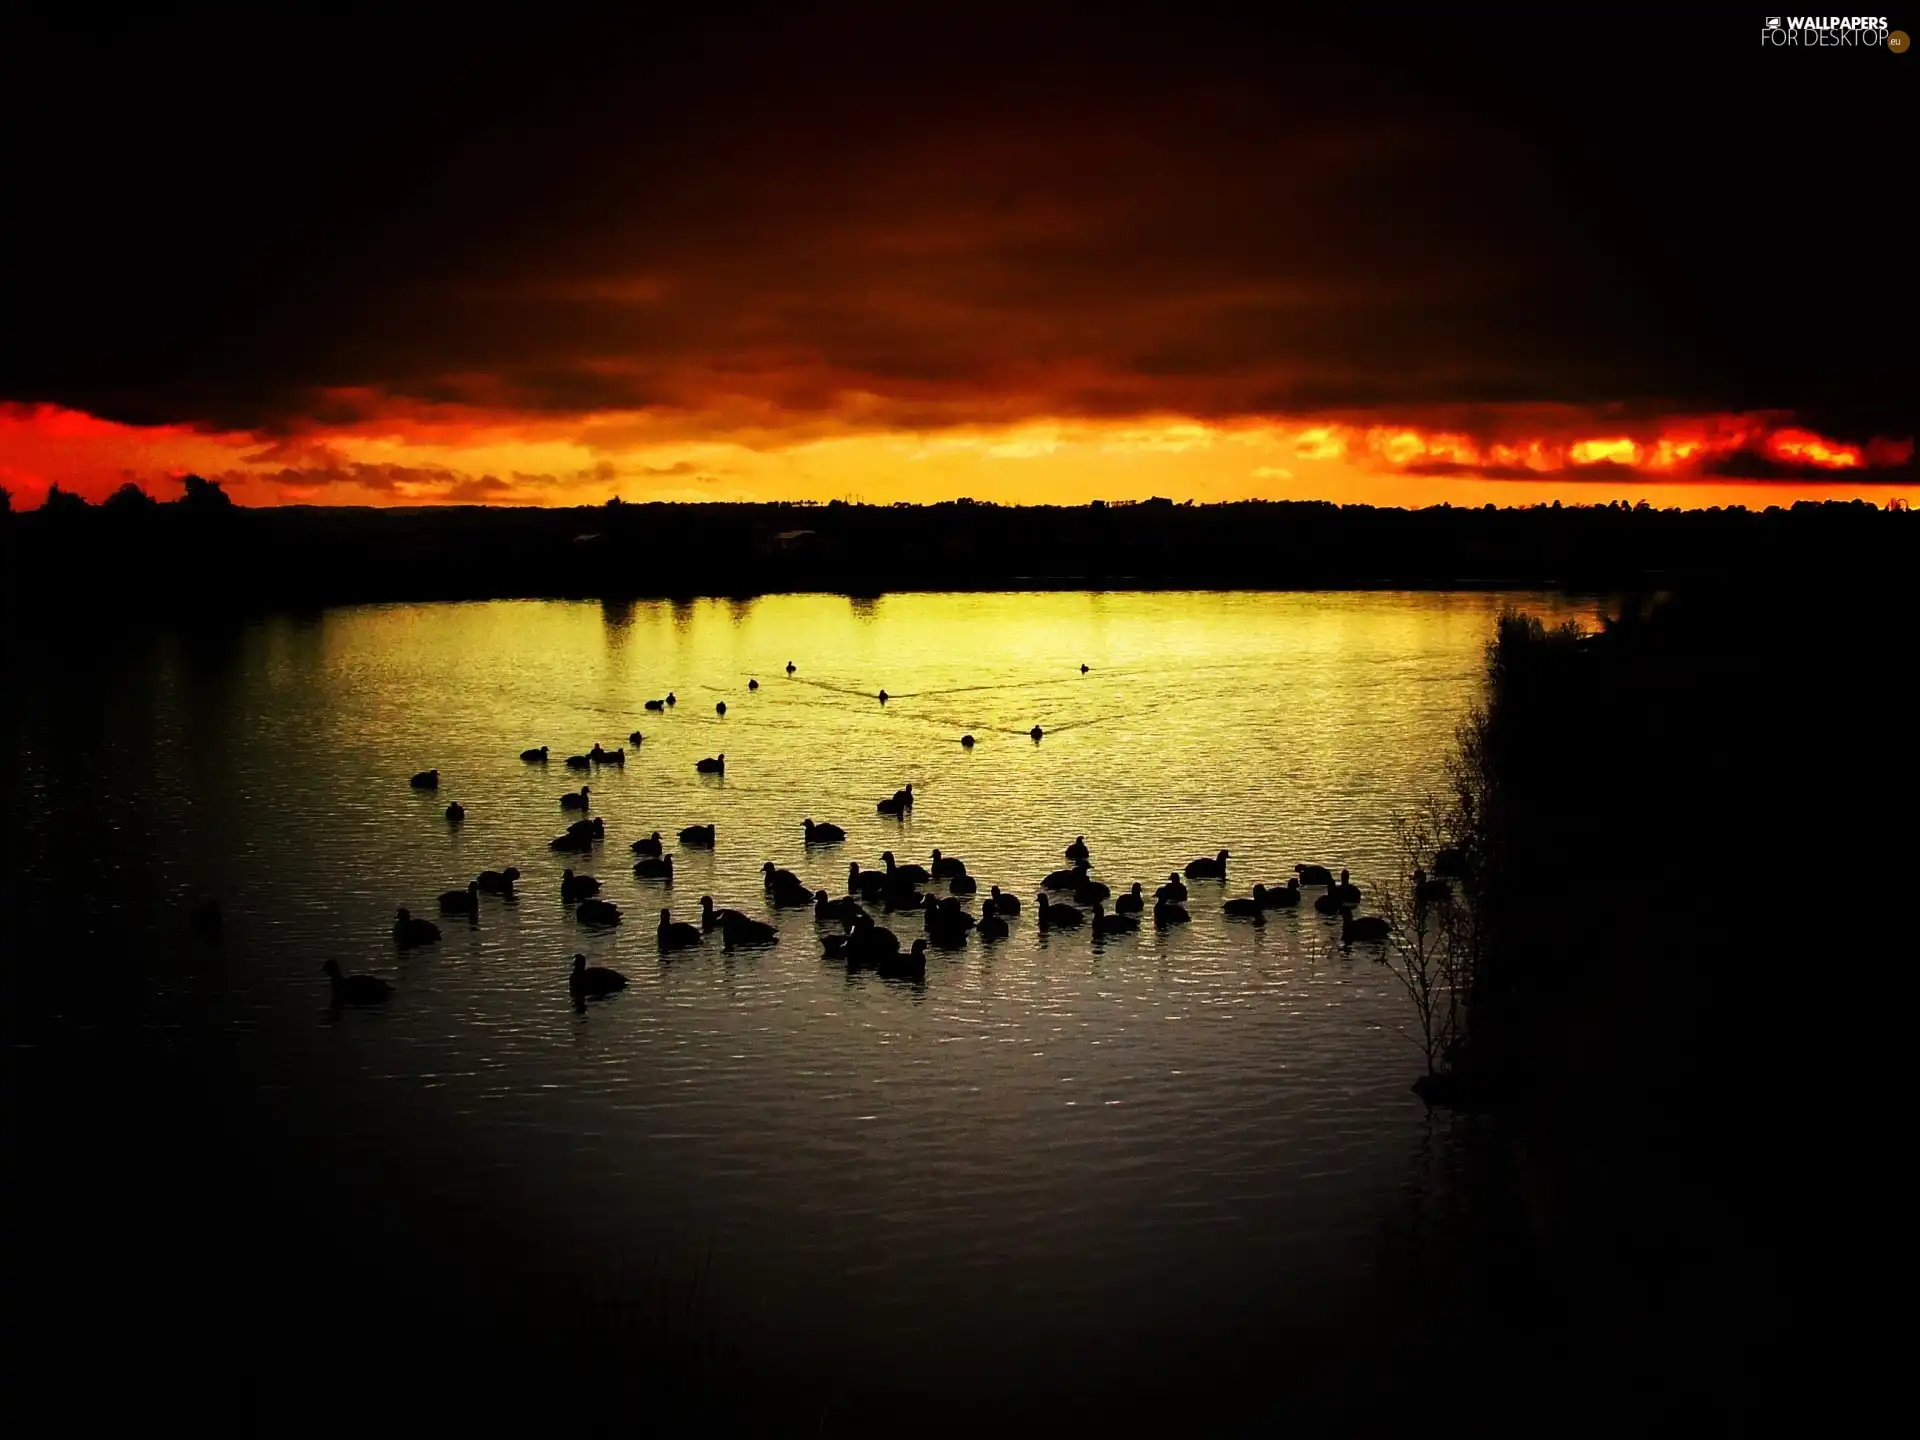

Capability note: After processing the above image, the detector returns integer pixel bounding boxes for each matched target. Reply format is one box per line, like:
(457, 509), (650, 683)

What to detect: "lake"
(2, 589), (1599, 1430)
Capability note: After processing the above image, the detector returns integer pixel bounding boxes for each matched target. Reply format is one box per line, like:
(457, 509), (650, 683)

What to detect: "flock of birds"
(313, 660), (1445, 1009)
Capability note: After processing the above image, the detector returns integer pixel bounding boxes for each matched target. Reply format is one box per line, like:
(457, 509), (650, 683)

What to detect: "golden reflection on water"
(16, 589), (1600, 1379)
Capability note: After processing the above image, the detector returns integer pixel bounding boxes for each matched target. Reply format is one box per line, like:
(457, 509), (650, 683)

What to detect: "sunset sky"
(2, 11), (1911, 510)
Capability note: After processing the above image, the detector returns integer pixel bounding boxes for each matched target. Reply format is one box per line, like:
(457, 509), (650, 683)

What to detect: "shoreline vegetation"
(1372, 578), (1898, 1427)
(1, 479), (1912, 615)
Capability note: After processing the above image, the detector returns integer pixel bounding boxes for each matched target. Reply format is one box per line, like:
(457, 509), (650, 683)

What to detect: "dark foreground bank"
(1, 491), (1913, 612)
(1380, 573), (1909, 1433)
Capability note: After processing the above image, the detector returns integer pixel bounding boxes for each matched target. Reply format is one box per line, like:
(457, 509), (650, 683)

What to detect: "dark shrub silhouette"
(39, 483), (90, 516)
(179, 473), (234, 511)
(105, 482), (157, 513)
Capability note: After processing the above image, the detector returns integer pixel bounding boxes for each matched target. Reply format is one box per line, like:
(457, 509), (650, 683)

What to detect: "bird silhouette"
(323, 960), (393, 1005)
(569, 953), (627, 999)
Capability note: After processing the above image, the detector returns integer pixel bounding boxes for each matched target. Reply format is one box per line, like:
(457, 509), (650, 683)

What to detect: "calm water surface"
(5, 590), (1598, 1425)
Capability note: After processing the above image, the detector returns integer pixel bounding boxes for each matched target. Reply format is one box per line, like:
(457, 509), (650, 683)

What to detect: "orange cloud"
(1, 401), (1910, 513)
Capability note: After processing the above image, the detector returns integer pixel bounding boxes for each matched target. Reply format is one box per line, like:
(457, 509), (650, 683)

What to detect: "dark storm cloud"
(1, 9), (1911, 444)
(1701, 453), (1920, 484)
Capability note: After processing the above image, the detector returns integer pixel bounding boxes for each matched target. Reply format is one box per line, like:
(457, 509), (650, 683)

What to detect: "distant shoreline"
(1, 495), (1908, 619)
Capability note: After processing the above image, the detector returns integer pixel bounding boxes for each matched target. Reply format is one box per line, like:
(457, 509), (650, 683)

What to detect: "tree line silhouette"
(0, 480), (1910, 613)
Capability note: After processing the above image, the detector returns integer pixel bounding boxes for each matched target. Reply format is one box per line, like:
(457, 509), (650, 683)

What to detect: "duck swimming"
(1156, 873), (1188, 904)
(786, 661), (797, 673)
(438, 881), (480, 917)
(1223, 886), (1270, 919)
(564, 817), (604, 842)
(1331, 869), (1363, 905)
(845, 915), (902, 969)
(878, 938), (928, 981)
(924, 897), (976, 940)
(977, 901), (1009, 941)
(765, 872), (814, 909)
(721, 913), (778, 949)
(633, 854), (674, 881)
(521, 746), (549, 762)
(987, 886), (1021, 915)
(1037, 894), (1083, 929)
(560, 787), (590, 811)
(657, 908), (703, 952)
(949, 872), (977, 896)
(1090, 901), (1137, 938)
(445, 802), (465, 823)
(881, 851), (930, 885)
(715, 702), (727, 717)
(561, 869), (600, 902)
(699, 894), (750, 931)
(762, 861), (804, 892)
(1065, 836), (1091, 864)
(392, 908), (440, 948)
(632, 831), (664, 857)
(847, 862), (888, 900)
(877, 690), (889, 703)
(1413, 868), (1452, 904)
(1153, 899), (1190, 927)
(645, 699), (665, 712)
(410, 770), (439, 790)
(1295, 863), (1335, 887)
(1071, 875), (1111, 905)
(569, 953), (627, 999)
(629, 731), (645, 746)
(596, 747), (625, 767)
(678, 823), (716, 847)
(1030, 726), (1044, 741)
(961, 734), (975, 748)
(803, 819), (846, 844)
(665, 692), (676, 706)
(576, 899), (622, 927)
(929, 849), (967, 879)
(1114, 883), (1145, 915)
(1313, 887), (1346, 916)
(476, 867), (520, 896)
(566, 754), (592, 771)
(1341, 908), (1390, 946)
(1184, 850), (1230, 880)
(695, 754), (725, 774)
(550, 830), (594, 854)
(323, 960), (393, 1006)
(1260, 878), (1302, 908)
(814, 891), (866, 926)
(748, 678), (759, 691)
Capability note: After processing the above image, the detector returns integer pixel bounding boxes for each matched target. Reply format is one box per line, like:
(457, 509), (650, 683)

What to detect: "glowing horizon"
(2, 402), (1909, 514)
